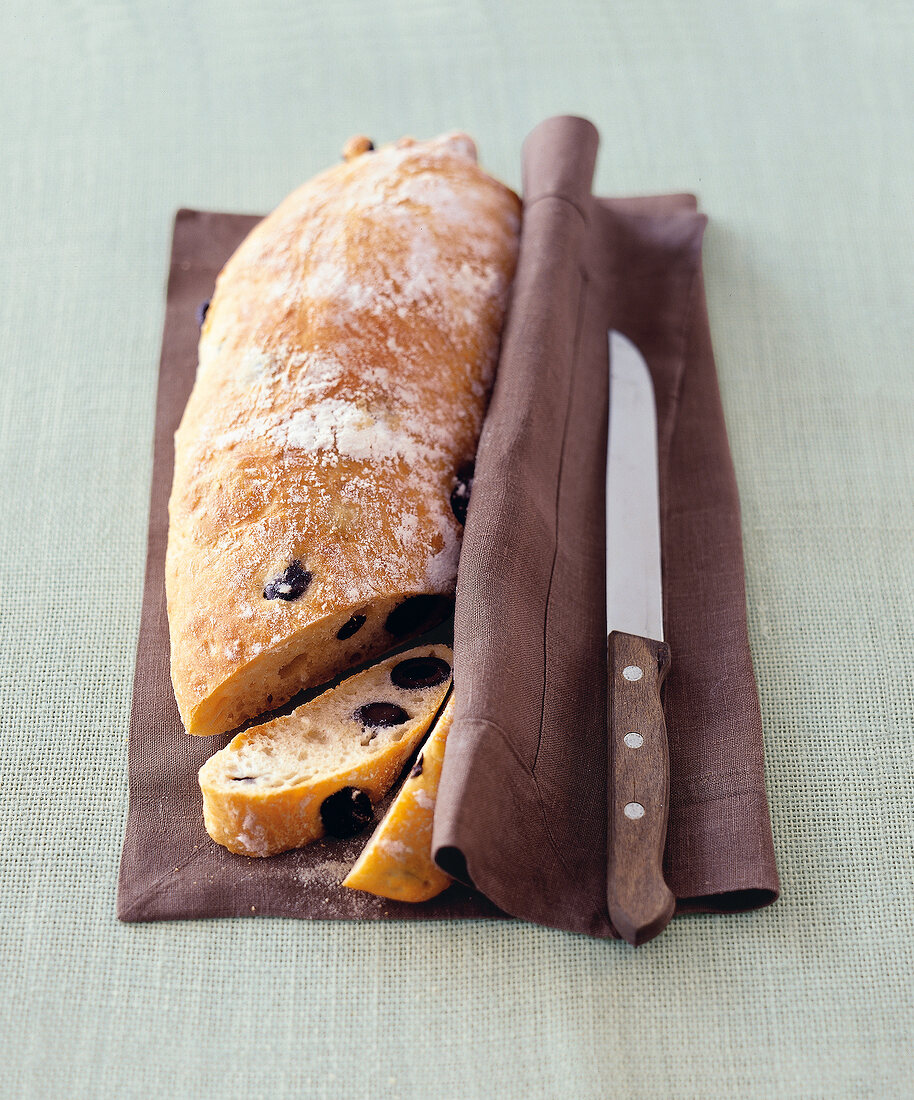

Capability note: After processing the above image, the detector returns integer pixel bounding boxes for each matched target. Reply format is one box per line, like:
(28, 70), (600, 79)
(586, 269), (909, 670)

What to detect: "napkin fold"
(432, 116), (779, 937)
(119, 117), (778, 933)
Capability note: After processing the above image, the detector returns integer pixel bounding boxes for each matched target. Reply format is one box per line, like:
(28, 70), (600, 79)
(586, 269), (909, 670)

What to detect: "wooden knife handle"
(607, 631), (675, 946)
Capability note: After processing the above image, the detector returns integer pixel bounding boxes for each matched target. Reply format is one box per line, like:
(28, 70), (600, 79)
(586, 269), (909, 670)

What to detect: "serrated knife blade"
(606, 332), (664, 643)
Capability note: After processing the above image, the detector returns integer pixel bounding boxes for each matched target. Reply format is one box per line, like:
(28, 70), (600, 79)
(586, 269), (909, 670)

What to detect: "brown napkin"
(432, 116), (779, 937)
(119, 117), (778, 932)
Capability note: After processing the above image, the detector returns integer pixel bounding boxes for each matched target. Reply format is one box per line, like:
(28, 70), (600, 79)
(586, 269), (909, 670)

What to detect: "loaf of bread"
(199, 645), (452, 856)
(166, 133), (520, 736)
(343, 695), (454, 902)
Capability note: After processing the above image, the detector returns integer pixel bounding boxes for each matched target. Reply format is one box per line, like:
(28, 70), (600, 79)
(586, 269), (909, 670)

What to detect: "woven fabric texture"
(1, 1), (912, 1098)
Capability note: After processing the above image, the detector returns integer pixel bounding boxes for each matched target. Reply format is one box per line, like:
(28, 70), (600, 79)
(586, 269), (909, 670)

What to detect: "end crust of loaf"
(343, 695), (454, 903)
(198, 645), (452, 857)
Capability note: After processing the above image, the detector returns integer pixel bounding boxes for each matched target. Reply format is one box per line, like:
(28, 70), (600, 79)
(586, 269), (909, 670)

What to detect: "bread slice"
(166, 133), (520, 736)
(198, 645), (452, 857)
(343, 695), (454, 902)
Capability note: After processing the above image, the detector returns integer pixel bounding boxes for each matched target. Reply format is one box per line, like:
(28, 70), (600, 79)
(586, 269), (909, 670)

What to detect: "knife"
(605, 330), (676, 946)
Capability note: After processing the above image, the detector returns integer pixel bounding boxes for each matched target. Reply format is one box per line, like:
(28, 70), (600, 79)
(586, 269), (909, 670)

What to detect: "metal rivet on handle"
(623, 732), (644, 749)
(624, 802), (645, 819)
(622, 665), (643, 681)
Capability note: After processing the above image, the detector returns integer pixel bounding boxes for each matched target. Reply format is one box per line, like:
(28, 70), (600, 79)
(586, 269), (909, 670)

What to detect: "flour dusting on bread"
(167, 133), (520, 737)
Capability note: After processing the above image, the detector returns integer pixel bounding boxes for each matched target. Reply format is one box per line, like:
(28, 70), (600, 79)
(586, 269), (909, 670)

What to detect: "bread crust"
(166, 134), (520, 735)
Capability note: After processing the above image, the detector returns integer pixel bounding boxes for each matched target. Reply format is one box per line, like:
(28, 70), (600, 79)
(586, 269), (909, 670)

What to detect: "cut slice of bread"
(343, 695), (454, 902)
(198, 645), (452, 857)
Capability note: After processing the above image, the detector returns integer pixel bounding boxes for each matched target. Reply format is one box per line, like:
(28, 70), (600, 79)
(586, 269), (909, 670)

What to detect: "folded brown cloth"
(118, 117), (778, 933)
(433, 116), (779, 937)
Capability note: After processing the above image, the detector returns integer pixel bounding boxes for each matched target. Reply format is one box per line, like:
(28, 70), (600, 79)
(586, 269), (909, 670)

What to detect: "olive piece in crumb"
(320, 787), (374, 838)
(390, 656), (451, 689)
(342, 135), (375, 160)
(353, 702), (409, 728)
(336, 613), (366, 640)
(263, 560), (312, 601)
(195, 299), (210, 327)
(384, 594), (453, 637)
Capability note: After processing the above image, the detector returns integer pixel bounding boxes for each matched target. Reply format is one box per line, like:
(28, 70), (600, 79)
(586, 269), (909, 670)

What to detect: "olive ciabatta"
(199, 646), (452, 857)
(166, 133), (520, 736)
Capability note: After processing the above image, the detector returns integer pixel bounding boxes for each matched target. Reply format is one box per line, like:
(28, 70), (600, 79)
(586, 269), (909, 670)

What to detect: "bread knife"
(605, 330), (676, 946)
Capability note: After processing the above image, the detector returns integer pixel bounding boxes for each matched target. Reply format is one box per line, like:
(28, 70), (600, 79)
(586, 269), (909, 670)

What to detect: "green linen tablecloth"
(1, 1), (911, 1097)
